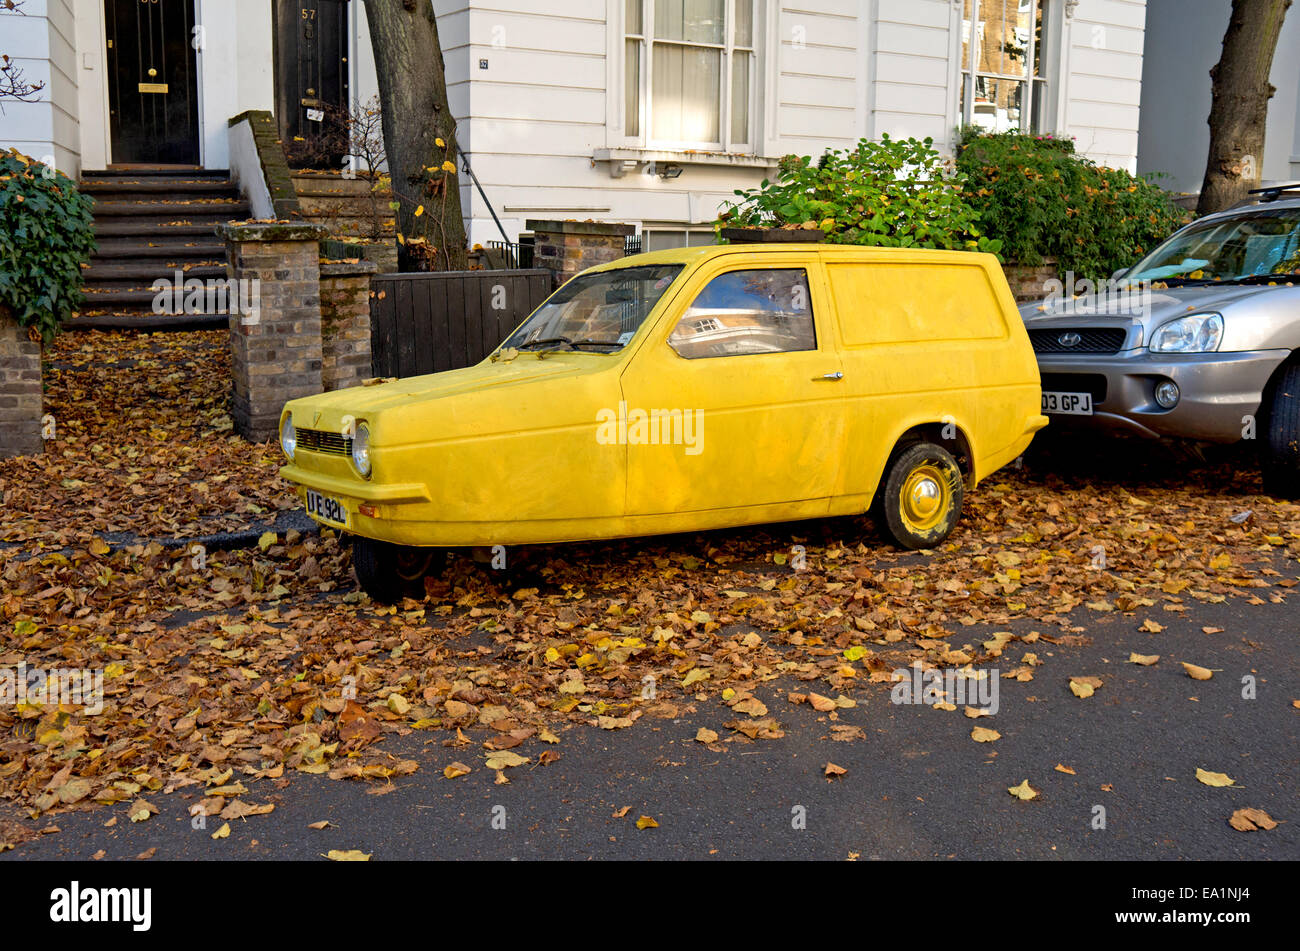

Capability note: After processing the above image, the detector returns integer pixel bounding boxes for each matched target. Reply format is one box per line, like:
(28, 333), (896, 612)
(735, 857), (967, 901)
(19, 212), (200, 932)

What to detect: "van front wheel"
(874, 442), (965, 550)
(351, 537), (439, 603)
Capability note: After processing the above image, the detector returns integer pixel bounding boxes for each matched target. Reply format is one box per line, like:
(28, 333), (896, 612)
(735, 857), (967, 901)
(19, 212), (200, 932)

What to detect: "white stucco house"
(2, 0), (1297, 249)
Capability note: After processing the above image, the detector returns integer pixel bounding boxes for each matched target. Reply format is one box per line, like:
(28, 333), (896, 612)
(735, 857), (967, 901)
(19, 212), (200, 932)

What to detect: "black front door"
(105, 0), (200, 165)
(274, 0), (350, 168)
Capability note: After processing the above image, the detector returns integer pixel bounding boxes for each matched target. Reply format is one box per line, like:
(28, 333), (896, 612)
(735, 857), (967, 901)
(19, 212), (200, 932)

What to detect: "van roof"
(588, 242), (993, 272)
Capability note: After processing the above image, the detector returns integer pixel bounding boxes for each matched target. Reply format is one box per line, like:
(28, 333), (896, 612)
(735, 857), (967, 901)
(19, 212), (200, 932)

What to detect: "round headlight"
(1154, 380), (1180, 409)
(352, 422), (371, 478)
(1150, 314), (1223, 353)
(280, 414), (296, 461)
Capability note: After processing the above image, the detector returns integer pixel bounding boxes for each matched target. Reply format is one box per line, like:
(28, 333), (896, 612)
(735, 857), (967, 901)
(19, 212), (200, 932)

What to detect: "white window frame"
(957, 0), (1060, 134)
(618, 0), (757, 153)
(641, 225), (718, 251)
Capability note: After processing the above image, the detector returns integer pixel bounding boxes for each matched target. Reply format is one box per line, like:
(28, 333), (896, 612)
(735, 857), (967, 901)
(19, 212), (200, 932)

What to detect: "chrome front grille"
(1028, 328), (1128, 355)
(297, 428), (353, 456)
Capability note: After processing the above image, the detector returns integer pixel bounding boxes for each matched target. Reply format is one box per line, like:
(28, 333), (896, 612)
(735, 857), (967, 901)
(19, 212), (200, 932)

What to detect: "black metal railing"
(485, 239), (534, 269)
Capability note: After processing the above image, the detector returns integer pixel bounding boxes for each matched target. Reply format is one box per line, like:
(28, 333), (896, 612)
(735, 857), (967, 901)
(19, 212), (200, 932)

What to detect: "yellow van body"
(279, 244), (1047, 548)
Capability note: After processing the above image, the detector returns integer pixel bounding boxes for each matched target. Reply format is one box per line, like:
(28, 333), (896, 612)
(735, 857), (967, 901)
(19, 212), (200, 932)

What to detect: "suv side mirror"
(1110, 268), (1129, 282)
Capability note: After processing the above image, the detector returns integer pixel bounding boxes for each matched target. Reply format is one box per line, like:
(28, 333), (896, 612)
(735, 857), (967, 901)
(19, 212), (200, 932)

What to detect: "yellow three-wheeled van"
(280, 244), (1047, 601)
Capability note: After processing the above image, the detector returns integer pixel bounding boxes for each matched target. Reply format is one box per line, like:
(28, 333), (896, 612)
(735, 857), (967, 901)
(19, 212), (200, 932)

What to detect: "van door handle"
(816, 371), (844, 381)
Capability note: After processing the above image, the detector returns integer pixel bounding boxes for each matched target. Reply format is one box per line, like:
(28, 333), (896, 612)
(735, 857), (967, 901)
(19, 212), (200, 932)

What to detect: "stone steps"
(73, 169), (241, 329)
(291, 171), (394, 242)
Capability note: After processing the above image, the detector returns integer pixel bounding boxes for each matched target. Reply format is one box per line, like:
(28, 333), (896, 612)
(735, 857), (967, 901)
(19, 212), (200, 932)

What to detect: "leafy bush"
(718, 135), (1002, 256)
(956, 128), (1189, 280)
(0, 150), (95, 341)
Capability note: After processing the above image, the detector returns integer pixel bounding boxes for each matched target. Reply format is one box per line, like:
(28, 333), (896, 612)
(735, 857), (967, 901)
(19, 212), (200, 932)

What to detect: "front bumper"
(279, 463), (429, 504)
(1034, 348), (1289, 442)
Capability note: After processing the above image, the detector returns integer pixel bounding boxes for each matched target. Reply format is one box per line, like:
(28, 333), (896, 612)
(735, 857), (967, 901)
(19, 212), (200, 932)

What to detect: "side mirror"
(1110, 268), (1128, 282)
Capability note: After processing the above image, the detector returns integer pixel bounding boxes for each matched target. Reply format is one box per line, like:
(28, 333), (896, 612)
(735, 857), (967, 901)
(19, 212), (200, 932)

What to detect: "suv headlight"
(1150, 313), (1223, 353)
(280, 413), (296, 461)
(352, 422), (371, 478)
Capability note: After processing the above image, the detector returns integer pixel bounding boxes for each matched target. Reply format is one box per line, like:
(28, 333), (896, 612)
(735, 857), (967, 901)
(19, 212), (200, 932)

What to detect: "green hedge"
(956, 129), (1188, 281)
(0, 150), (96, 341)
(717, 135), (1002, 255)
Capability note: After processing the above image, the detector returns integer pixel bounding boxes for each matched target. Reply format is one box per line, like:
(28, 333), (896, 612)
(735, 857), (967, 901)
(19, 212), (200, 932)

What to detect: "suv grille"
(297, 428), (353, 455)
(1028, 328), (1127, 355)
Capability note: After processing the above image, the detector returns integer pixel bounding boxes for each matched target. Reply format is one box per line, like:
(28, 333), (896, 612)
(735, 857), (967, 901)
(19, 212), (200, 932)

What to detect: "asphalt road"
(5, 592), (1295, 862)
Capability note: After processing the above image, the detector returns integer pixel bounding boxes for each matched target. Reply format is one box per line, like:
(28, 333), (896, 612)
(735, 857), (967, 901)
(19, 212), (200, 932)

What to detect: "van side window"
(668, 268), (817, 359)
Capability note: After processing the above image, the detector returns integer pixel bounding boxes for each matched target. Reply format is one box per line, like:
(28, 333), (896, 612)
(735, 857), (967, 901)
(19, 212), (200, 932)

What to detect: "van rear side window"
(826, 262), (1007, 346)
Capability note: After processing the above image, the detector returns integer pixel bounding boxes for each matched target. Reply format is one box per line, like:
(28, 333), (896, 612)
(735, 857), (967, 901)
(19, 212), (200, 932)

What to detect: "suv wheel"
(1263, 364), (1300, 499)
(873, 442), (965, 549)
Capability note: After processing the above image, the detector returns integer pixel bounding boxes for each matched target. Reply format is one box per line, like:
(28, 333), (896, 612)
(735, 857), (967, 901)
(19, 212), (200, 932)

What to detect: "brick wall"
(527, 219), (634, 289)
(319, 260), (377, 392)
(0, 308), (43, 459)
(1003, 259), (1060, 303)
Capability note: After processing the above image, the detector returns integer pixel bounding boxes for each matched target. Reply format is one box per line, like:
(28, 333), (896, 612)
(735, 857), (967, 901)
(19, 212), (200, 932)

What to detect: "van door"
(825, 258), (1006, 498)
(620, 257), (845, 516)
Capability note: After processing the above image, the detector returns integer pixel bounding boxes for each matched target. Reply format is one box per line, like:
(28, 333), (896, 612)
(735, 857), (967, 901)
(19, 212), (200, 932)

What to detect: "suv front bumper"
(1035, 349), (1289, 442)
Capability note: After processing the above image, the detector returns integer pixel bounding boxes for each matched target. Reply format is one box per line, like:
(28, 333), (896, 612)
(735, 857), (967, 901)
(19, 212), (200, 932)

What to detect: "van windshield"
(501, 265), (684, 352)
(1126, 207), (1300, 283)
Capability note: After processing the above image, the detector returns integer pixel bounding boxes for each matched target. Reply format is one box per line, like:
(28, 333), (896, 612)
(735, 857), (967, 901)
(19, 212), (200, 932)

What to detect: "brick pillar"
(319, 259), (378, 391)
(0, 307), (43, 459)
(527, 219), (635, 289)
(216, 222), (329, 442)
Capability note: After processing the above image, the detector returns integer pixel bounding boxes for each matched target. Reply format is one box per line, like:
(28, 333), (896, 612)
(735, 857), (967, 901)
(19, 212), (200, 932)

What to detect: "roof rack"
(1247, 183), (1300, 202)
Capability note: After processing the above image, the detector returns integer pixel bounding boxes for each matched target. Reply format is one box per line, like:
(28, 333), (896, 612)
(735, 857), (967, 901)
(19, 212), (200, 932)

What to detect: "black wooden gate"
(274, 0), (350, 168)
(370, 270), (553, 378)
(105, 0), (200, 165)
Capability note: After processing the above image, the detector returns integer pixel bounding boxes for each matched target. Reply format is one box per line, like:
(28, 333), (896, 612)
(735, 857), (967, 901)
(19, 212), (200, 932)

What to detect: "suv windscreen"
(1126, 207), (1300, 283)
(500, 265), (684, 352)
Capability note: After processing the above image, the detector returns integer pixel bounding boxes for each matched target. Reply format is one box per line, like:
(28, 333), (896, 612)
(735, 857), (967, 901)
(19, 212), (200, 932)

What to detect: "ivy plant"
(0, 150), (96, 341)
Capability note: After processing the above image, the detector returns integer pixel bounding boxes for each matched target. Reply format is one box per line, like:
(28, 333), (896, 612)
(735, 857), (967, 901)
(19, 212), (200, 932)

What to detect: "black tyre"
(873, 442), (965, 550)
(1263, 364), (1300, 499)
(351, 536), (439, 603)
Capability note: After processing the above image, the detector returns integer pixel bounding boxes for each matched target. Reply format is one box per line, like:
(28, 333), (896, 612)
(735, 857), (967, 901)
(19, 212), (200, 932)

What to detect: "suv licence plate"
(1041, 391), (1093, 416)
(305, 489), (348, 527)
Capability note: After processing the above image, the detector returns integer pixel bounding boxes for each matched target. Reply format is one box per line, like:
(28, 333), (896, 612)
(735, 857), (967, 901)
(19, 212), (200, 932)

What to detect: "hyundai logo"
(1058, 332), (1082, 348)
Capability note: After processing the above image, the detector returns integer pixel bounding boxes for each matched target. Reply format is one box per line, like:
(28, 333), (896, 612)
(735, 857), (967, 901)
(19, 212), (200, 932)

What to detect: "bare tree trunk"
(1197, 0), (1292, 216)
(362, 0), (468, 270)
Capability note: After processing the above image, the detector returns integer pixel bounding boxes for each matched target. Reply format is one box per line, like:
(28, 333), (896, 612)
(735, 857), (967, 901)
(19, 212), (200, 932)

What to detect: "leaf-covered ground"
(0, 330), (1295, 845)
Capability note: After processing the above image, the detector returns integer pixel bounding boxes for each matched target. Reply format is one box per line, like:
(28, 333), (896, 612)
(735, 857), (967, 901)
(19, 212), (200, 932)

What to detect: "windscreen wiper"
(1154, 273), (1300, 288)
(516, 336), (574, 350)
(568, 338), (623, 350)
(1150, 277), (1221, 287)
(1213, 273), (1300, 286)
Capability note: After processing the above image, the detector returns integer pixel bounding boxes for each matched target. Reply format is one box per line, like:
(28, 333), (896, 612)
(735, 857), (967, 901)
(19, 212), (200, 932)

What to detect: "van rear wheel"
(873, 442), (965, 550)
(351, 537), (439, 603)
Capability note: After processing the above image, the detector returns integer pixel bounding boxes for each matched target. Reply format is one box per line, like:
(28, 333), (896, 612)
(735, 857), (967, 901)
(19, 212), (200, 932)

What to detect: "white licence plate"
(1041, 391), (1094, 416)
(305, 489), (349, 527)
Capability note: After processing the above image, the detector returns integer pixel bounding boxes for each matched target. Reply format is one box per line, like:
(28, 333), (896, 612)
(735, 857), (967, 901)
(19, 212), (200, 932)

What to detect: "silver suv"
(1020, 187), (1300, 493)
